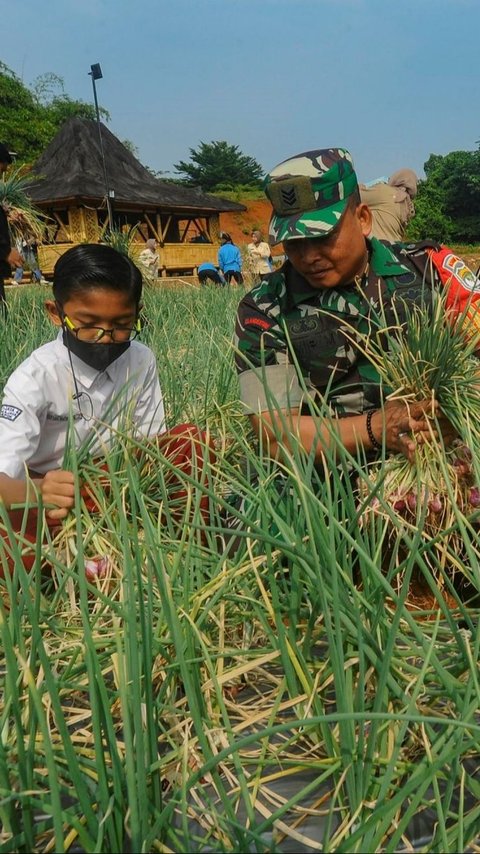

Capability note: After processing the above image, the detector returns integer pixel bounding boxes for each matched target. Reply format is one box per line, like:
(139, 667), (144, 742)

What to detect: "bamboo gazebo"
(25, 117), (245, 277)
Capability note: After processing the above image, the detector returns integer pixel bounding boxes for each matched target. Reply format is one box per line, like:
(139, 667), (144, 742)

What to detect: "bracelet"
(366, 409), (382, 451)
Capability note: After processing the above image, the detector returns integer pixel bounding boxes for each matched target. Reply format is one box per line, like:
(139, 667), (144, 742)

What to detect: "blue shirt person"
(218, 233), (243, 285)
(197, 262), (226, 286)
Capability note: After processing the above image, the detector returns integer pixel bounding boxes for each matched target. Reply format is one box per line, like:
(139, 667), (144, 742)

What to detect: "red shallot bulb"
(84, 555), (108, 581)
(428, 494), (443, 514)
(406, 492), (417, 511)
(453, 458), (471, 478)
(469, 487), (480, 508)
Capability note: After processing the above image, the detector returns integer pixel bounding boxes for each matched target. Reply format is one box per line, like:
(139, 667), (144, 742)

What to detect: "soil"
(451, 247), (480, 272)
(220, 199), (284, 256)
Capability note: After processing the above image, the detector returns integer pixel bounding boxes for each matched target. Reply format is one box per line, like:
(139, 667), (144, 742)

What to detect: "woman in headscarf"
(138, 238), (159, 279)
(247, 229), (273, 283)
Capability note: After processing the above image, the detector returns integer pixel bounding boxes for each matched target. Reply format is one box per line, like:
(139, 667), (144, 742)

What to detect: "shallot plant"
(353, 288), (480, 580)
(1, 284), (480, 853)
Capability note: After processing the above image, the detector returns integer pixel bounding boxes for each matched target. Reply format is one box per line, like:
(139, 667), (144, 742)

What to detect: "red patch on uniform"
(244, 316), (272, 330)
(430, 247), (480, 334)
(430, 247), (480, 300)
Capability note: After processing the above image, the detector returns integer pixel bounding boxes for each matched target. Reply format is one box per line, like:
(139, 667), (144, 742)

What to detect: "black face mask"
(62, 327), (131, 372)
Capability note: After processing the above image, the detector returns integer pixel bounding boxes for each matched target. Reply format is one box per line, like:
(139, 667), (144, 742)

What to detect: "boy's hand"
(40, 469), (75, 520)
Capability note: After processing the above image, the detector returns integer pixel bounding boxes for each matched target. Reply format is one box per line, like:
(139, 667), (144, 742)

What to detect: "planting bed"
(1, 285), (480, 852)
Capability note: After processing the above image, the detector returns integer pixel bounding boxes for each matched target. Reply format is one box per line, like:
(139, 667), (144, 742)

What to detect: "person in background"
(359, 169), (418, 242)
(190, 230), (208, 243)
(247, 229), (273, 282)
(138, 238), (159, 279)
(22, 237), (42, 284)
(234, 148), (476, 468)
(0, 143), (23, 311)
(13, 237), (43, 284)
(13, 261), (24, 283)
(218, 232), (243, 286)
(197, 261), (226, 286)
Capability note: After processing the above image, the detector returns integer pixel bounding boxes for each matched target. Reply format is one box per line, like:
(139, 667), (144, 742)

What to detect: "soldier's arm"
(250, 400), (443, 465)
(250, 408), (376, 463)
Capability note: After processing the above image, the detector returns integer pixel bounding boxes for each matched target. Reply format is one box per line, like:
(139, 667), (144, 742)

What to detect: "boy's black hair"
(52, 243), (143, 306)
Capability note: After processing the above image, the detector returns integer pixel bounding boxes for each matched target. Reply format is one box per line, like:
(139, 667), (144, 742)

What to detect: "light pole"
(88, 62), (113, 231)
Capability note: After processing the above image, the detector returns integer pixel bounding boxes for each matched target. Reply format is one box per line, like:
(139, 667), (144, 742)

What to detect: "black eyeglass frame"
(56, 302), (141, 343)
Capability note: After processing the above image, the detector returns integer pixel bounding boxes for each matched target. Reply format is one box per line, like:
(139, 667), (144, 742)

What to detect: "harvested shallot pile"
(358, 288), (480, 576)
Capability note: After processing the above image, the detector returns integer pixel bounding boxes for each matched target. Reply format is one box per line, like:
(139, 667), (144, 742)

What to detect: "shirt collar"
(286, 237), (411, 306)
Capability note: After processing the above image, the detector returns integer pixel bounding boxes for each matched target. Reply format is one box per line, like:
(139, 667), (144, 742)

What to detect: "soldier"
(234, 148), (477, 465)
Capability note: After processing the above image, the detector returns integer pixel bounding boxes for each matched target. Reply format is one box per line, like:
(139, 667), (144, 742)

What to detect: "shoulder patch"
(439, 253), (480, 293)
(0, 404), (22, 422)
(244, 316), (272, 330)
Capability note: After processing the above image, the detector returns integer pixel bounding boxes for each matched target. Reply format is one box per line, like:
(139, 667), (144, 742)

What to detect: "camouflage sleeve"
(234, 293), (305, 414)
(234, 293), (285, 372)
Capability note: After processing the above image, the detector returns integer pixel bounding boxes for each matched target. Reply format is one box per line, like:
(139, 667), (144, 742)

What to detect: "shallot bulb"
(84, 555), (108, 581)
(469, 487), (480, 508)
(428, 494), (443, 514)
(406, 492), (417, 512)
(453, 458), (471, 478)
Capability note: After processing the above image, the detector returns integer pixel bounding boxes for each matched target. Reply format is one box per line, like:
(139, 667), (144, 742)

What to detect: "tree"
(174, 140), (264, 191)
(0, 63), (109, 165)
(0, 63), (46, 161)
(406, 150), (480, 244)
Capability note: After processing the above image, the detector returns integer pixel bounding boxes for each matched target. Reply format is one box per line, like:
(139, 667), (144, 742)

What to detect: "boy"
(0, 243), (165, 523)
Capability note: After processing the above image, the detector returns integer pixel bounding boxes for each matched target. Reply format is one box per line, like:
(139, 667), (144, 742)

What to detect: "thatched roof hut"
(26, 117), (246, 275)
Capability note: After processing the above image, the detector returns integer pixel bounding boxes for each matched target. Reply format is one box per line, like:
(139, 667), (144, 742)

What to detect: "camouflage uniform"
(235, 237), (446, 417)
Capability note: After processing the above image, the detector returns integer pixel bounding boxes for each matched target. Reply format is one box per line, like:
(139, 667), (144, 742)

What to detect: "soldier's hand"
(371, 399), (456, 462)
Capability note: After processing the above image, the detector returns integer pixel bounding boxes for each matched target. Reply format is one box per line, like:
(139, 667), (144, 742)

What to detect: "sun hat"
(264, 148), (358, 245)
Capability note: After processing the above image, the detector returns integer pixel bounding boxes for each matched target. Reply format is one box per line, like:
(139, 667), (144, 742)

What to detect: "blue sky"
(4, 0), (480, 182)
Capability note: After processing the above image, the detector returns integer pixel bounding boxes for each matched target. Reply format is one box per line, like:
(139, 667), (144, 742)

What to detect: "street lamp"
(88, 62), (113, 230)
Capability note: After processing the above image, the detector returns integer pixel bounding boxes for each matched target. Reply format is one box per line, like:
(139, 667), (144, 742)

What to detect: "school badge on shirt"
(0, 404), (22, 421)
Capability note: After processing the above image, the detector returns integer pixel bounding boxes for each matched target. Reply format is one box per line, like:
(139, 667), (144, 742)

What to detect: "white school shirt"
(0, 333), (165, 479)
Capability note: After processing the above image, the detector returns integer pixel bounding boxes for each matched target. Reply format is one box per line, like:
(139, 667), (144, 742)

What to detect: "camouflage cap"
(264, 148), (358, 245)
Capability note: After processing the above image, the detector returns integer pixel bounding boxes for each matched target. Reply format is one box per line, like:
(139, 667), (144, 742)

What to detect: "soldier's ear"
(357, 203), (372, 237)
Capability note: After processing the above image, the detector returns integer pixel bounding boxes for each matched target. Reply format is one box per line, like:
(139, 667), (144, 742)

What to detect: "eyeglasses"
(73, 390), (94, 421)
(63, 315), (141, 343)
